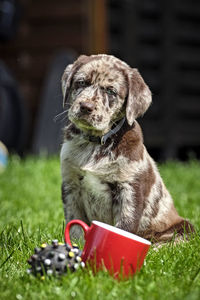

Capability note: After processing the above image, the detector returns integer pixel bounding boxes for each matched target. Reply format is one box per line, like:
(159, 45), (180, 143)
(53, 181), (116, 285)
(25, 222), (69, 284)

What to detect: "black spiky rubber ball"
(27, 240), (85, 277)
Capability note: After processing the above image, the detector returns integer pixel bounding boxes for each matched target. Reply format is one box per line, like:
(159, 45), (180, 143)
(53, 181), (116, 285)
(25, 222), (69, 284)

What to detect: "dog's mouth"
(69, 116), (107, 136)
(73, 118), (95, 130)
(69, 114), (126, 146)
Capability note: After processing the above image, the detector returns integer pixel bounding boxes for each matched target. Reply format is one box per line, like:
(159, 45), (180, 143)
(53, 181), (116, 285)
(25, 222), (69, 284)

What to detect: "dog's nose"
(80, 102), (94, 114)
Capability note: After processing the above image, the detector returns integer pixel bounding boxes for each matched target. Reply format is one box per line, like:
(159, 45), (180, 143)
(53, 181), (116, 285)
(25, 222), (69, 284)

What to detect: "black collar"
(84, 117), (126, 145)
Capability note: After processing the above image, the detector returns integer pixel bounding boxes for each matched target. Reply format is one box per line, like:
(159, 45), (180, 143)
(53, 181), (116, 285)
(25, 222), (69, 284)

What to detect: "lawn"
(0, 156), (200, 300)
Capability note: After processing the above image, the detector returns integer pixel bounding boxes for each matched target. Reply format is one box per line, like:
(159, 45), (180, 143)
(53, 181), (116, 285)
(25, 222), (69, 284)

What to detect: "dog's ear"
(126, 68), (152, 126)
(62, 64), (73, 107)
(62, 55), (88, 107)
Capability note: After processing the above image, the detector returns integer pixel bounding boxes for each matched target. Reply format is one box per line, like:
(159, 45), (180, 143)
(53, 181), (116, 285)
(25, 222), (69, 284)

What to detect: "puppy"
(60, 54), (194, 243)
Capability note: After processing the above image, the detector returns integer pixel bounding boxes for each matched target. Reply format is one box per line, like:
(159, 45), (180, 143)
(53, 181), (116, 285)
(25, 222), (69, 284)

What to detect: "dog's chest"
(79, 172), (113, 223)
(61, 140), (114, 224)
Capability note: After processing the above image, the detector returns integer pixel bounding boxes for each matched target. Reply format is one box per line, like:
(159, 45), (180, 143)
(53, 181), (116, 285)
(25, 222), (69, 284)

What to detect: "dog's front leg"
(62, 182), (89, 240)
(111, 182), (143, 234)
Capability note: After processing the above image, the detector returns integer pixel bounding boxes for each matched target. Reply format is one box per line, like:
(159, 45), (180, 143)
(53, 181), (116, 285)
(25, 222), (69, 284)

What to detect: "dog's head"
(62, 54), (152, 135)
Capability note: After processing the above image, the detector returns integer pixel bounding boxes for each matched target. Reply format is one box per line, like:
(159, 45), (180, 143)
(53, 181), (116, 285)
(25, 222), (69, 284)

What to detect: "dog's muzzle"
(80, 101), (95, 114)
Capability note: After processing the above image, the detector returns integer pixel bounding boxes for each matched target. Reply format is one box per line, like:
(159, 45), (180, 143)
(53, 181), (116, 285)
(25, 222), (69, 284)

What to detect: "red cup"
(65, 220), (151, 278)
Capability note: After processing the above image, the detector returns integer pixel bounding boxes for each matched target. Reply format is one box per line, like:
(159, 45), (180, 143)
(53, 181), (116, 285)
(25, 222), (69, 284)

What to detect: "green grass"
(0, 156), (200, 300)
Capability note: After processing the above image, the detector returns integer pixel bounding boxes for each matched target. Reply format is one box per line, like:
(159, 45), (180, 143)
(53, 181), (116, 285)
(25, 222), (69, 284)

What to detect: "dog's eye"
(76, 80), (89, 88)
(106, 87), (117, 97)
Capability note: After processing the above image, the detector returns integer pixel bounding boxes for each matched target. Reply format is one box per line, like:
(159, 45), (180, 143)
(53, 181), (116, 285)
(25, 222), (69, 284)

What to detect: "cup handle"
(64, 219), (90, 246)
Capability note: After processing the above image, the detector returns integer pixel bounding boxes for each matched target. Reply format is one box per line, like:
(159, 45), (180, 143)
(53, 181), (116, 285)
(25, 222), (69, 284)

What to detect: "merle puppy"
(60, 54), (194, 243)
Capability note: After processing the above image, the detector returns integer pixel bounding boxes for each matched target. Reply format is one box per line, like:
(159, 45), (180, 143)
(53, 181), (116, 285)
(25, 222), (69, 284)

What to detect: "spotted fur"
(61, 54), (194, 243)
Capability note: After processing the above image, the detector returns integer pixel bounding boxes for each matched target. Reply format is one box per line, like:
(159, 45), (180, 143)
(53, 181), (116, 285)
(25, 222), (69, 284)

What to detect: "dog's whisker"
(58, 116), (68, 123)
(54, 110), (69, 123)
(112, 121), (118, 127)
(109, 120), (119, 131)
